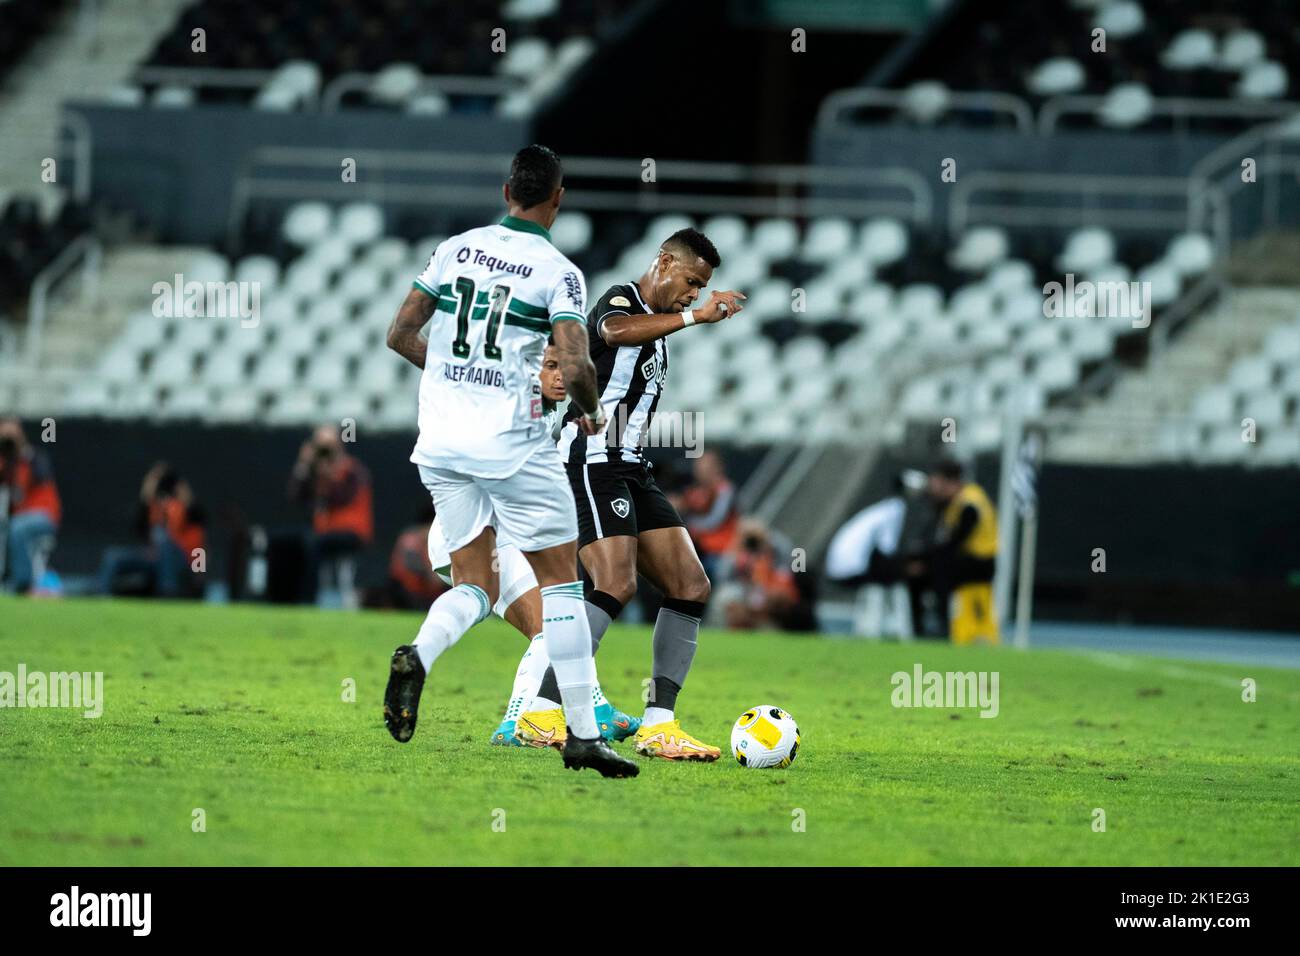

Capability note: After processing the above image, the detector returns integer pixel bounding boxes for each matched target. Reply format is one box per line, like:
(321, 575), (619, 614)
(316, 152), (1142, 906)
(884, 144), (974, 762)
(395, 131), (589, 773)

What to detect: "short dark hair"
(931, 458), (964, 481)
(661, 228), (721, 269)
(507, 144), (563, 210)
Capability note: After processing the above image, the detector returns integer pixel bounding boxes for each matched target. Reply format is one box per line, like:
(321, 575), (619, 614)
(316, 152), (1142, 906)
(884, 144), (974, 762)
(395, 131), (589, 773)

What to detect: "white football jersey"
(409, 216), (587, 478)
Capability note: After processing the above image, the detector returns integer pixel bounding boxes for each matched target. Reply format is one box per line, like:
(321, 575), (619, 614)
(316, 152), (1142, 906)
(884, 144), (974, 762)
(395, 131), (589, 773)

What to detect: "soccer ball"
(731, 705), (800, 769)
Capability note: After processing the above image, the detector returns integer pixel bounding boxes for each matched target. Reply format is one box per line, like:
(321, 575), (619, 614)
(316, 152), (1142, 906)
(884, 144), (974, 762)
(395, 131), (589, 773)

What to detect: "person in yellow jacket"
(914, 459), (1000, 644)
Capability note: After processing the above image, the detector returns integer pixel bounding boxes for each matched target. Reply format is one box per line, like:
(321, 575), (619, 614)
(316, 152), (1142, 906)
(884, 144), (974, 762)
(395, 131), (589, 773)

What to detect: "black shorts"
(567, 460), (685, 547)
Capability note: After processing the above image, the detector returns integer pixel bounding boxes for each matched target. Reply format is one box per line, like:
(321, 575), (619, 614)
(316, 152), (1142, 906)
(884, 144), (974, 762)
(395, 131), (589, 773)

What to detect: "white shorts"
(427, 519), (537, 617)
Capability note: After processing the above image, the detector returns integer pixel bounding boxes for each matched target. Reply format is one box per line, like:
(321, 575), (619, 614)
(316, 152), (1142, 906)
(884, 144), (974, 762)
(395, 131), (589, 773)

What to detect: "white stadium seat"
(751, 219), (799, 261)
(551, 211), (592, 256)
(283, 202), (333, 247)
(1219, 30), (1265, 72)
(1162, 29), (1217, 70)
(1237, 60), (1288, 99)
(1097, 82), (1154, 128)
(1028, 57), (1086, 95)
(859, 218), (908, 267)
(801, 218), (854, 263)
(337, 203), (385, 246)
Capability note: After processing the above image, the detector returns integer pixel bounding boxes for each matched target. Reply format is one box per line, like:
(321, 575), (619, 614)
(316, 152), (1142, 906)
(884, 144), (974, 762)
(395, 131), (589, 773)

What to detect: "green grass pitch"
(1, 596), (1296, 866)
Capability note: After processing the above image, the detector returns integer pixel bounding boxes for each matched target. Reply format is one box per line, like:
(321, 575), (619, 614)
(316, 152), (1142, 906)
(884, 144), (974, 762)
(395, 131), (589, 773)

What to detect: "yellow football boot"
(633, 719), (721, 761)
(513, 708), (566, 749)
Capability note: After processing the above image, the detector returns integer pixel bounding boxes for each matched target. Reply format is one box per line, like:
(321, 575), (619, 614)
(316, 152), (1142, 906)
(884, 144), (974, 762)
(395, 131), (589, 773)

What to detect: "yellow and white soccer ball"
(731, 705), (800, 769)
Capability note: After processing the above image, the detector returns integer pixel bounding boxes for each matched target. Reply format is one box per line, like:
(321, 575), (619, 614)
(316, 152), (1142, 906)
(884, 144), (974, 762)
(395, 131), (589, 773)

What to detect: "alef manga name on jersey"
(444, 364), (506, 387)
(455, 246), (534, 278)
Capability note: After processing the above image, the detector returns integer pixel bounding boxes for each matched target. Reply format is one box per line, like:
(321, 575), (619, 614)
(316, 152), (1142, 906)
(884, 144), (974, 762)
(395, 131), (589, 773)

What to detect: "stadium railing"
(224, 149), (935, 252)
(23, 233), (102, 367)
(815, 85), (1300, 135)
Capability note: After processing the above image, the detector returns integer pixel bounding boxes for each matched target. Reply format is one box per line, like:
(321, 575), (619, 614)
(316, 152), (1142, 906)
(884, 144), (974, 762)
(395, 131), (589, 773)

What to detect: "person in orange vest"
(909, 459), (1000, 644)
(679, 450), (739, 581)
(98, 461), (206, 597)
(288, 423), (374, 603)
(388, 506), (446, 610)
(0, 416), (61, 593)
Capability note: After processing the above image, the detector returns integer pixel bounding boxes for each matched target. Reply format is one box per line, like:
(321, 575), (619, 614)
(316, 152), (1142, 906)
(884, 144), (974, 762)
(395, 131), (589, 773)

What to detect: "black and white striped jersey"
(559, 281), (668, 466)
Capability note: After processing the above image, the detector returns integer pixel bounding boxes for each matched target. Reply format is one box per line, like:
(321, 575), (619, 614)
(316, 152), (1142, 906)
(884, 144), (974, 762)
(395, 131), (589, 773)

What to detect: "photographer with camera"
(97, 461), (206, 597)
(714, 516), (804, 631)
(287, 423), (373, 605)
(0, 417), (61, 593)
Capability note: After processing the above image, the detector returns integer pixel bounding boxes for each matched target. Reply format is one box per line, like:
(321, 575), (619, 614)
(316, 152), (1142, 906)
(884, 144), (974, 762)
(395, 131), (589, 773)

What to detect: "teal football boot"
(594, 702), (640, 742)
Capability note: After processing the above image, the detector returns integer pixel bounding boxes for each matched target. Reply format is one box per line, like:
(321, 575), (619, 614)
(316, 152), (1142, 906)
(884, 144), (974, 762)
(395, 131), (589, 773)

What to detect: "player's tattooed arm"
(386, 287), (435, 369)
(599, 290), (745, 347)
(551, 319), (604, 433)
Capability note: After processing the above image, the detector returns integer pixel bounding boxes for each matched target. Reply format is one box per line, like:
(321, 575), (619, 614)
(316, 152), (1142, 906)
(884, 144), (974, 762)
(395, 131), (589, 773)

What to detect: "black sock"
(651, 676), (682, 712)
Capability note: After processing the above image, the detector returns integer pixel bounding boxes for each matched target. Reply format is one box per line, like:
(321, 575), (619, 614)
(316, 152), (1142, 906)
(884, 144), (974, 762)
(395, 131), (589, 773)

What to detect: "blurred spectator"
(98, 462), (206, 597)
(387, 505), (445, 610)
(716, 517), (802, 630)
(827, 469), (927, 637)
(288, 423), (373, 606)
(906, 459), (1000, 644)
(0, 416), (60, 593)
(678, 450), (739, 579)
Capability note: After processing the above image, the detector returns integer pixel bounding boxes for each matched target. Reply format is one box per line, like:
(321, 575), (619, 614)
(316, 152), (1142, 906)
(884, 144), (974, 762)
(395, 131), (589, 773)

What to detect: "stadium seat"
(1027, 57), (1086, 95)
(283, 203), (334, 247)
(1094, 1), (1144, 39)
(1057, 227), (1116, 274)
(751, 219), (799, 261)
(338, 203), (385, 246)
(1238, 60), (1289, 99)
(1162, 30), (1217, 70)
(1097, 83), (1155, 128)
(859, 218), (908, 267)
(801, 218), (854, 263)
(1190, 384), (1235, 423)
(369, 64), (423, 105)
(1219, 30), (1266, 72)
(406, 92), (450, 115)
(550, 211), (592, 256)
(949, 227), (1009, 274)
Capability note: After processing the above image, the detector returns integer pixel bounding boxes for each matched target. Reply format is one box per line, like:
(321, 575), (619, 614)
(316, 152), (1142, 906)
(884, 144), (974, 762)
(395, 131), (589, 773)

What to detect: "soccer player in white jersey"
(424, 346), (640, 747)
(382, 145), (637, 778)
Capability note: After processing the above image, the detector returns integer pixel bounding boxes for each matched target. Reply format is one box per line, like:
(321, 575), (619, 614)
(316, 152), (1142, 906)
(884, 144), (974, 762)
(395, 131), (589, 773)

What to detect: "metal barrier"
(224, 149), (935, 251)
(1038, 94), (1300, 134)
(816, 85), (1300, 136)
(950, 169), (1224, 240)
(25, 233), (102, 367)
(817, 87), (1035, 131)
(320, 72), (521, 112)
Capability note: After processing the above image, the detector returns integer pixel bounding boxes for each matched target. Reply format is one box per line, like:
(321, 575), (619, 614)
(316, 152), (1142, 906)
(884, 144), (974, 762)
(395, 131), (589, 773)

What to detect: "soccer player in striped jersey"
(382, 145), (636, 779)
(515, 228), (746, 760)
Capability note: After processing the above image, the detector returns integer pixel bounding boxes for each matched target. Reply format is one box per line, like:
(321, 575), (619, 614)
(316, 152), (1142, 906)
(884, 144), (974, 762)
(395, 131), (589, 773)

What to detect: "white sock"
(541, 581), (599, 740)
(644, 706), (674, 726)
(502, 633), (549, 723)
(592, 683), (609, 708)
(413, 583), (490, 672)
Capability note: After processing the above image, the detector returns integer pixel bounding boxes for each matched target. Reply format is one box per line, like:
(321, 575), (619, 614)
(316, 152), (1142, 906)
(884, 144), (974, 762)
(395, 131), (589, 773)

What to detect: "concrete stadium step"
(0, 0), (190, 199)
(3, 244), (210, 417)
(1049, 287), (1300, 463)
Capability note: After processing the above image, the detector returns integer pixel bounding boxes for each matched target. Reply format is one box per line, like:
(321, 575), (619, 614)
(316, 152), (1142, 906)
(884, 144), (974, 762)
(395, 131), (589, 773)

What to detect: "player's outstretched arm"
(599, 290), (745, 347)
(551, 319), (603, 433)
(386, 287), (436, 369)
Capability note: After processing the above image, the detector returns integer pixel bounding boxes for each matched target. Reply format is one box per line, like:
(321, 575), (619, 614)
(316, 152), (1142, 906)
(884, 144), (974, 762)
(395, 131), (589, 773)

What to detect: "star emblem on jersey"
(611, 498), (630, 518)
